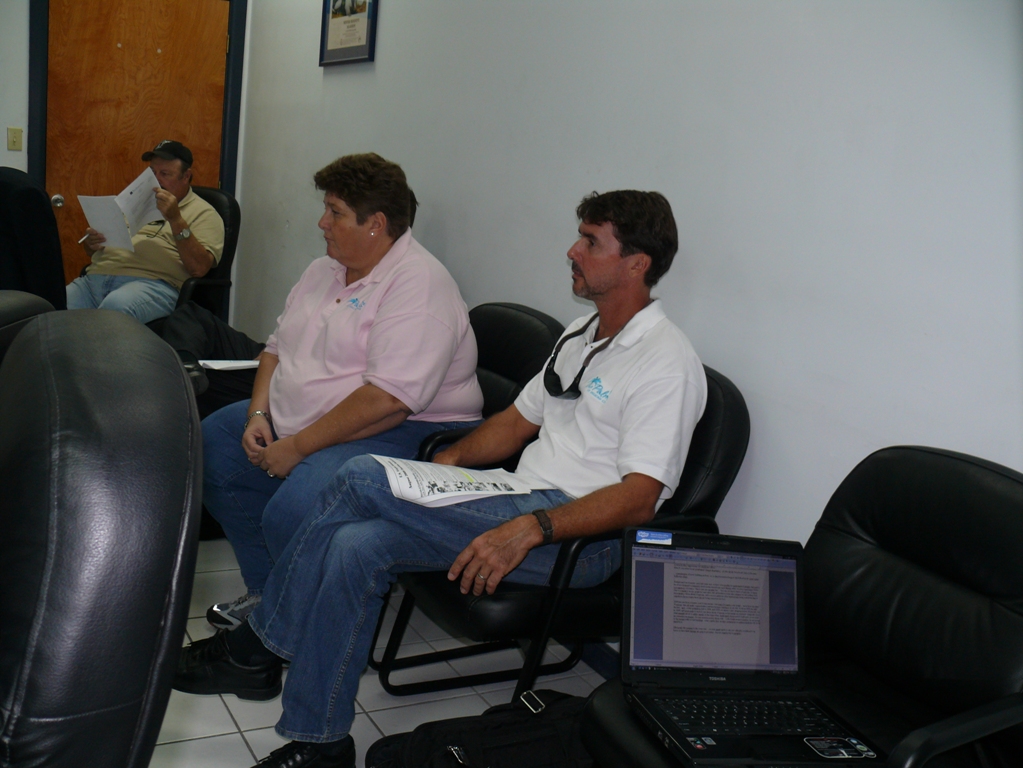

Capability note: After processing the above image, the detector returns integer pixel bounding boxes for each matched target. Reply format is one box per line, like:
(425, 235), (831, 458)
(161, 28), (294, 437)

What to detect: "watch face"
(176, 228), (191, 241)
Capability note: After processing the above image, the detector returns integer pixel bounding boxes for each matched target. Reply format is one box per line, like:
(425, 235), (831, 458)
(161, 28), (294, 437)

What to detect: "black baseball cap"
(142, 140), (193, 167)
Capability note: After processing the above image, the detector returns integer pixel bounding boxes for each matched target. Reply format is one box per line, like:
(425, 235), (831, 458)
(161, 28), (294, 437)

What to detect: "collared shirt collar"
(331, 228), (414, 287)
(583, 299), (666, 349)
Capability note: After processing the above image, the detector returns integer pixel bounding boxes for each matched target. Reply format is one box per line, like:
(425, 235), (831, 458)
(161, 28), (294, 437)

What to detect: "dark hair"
(313, 153), (411, 238)
(576, 190), (678, 286)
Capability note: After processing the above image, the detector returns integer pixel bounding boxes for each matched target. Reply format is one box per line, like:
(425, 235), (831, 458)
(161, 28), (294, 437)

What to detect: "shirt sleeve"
(186, 203), (225, 264)
(263, 261), (315, 355)
(615, 367), (706, 495)
(361, 266), (464, 413)
(513, 371), (545, 426)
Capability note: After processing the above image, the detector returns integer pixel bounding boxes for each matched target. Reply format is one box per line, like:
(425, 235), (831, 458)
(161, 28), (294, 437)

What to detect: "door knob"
(51, 194), (65, 208)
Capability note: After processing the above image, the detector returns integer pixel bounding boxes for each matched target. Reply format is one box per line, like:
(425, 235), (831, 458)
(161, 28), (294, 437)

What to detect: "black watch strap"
(531, 509), (554, 545)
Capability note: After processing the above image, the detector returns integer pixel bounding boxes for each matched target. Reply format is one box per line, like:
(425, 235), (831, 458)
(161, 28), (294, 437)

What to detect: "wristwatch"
(531, 509), (555, 545)
(174, 227), (192, 241)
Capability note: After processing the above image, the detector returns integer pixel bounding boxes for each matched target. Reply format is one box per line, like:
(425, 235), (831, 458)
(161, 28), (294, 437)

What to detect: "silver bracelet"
(244, 410), (271, 430)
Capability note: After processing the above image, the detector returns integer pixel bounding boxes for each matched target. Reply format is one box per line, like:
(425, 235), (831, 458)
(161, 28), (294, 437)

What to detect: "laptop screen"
(623, 529), (805, 691)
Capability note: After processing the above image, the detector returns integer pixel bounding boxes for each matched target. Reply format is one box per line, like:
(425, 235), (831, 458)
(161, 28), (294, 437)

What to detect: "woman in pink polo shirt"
(201, 153), (483, 629)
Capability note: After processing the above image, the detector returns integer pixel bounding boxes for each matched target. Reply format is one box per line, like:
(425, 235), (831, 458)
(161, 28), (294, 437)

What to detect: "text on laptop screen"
(630, 545), (798, 673)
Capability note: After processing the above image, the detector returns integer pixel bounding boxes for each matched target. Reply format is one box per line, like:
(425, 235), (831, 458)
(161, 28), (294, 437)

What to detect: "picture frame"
(320, 0), (378, 66)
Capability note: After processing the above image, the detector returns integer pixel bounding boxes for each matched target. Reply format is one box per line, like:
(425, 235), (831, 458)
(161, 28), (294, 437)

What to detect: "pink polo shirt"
(264, 230), (483, 439)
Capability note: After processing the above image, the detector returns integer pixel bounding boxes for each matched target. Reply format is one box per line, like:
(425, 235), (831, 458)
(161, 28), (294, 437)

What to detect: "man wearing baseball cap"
(66, 140), (225, 323)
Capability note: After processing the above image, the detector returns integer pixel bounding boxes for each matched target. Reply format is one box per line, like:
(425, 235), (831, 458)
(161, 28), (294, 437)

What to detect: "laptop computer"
(620, 527), (885, 766)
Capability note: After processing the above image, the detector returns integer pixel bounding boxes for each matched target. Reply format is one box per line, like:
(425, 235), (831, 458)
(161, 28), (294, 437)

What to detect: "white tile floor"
(152, 539), (607, 768)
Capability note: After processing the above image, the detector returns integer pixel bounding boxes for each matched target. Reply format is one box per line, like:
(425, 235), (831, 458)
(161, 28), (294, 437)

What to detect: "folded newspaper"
(371, 455), (553, 508)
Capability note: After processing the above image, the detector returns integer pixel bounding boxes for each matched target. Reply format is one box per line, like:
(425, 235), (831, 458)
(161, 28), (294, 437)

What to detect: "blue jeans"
(202, 399), (482, 593)
(66, 273), (179, 323)
(247, 454), (620, 742)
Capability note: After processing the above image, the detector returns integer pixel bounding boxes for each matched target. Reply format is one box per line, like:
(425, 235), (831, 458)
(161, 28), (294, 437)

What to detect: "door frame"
(26, 0), (247, 195)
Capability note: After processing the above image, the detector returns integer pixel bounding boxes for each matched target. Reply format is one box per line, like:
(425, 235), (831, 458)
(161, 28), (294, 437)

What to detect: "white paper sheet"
(199, 360), (261, 370)
(371, 455), (554, 508)
(77, 167), (166, 251)
(77, 195), (134, 251)
(115, 167), (164, 236)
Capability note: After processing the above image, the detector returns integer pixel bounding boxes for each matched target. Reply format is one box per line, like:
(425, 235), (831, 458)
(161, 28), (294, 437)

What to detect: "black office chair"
(469, 302), (566, 415)
(366, 300), (563, 666)
(581, 446), (1023, 768)
(0, 309), (202, 768)
(410, 301), (566, 469)
(0, 289), (55, 363)
(0, 167), (67, 310)
(175, 185), (240, 321)
(374, 364), (751, 700)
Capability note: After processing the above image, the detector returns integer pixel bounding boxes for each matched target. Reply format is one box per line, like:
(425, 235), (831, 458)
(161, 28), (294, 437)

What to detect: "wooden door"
(46, 0), (230, 284)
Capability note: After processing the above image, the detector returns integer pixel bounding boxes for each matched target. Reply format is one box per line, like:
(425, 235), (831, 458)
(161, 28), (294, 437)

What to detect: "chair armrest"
(417, 428), (475, 461)
(176, 276), (232, 308)
(548, 532), (619, 590)
(548, 516), (718, 591)
(886, 691), (1023, 768)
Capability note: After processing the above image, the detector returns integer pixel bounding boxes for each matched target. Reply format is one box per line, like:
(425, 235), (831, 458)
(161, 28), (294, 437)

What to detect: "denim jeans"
(202, 399), (482, 593)
(65, 273), (179, 323)
(247, 454), (620, 743)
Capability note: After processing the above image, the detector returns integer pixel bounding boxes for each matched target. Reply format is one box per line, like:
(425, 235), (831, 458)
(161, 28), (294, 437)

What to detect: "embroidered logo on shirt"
(586, 377), (611, 403)
(347, 298), (367, 311)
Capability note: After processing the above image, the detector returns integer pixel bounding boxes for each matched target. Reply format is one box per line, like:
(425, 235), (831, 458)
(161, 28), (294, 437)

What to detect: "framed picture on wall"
(320, 0), (378, 66)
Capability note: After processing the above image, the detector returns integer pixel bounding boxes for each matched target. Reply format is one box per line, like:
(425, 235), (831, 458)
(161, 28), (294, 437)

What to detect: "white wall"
(232, 0), (1023, 542)
(0, 1), (30, 172)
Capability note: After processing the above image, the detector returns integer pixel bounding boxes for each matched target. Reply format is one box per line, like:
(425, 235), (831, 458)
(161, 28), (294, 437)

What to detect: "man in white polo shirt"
(173, 189), (707, 768)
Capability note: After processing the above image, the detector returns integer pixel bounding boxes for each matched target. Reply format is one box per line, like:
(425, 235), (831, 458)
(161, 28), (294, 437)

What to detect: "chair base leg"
(379, 640), (584, 697)
(375, 588), (588, 697)
(366, 583), (394, 672)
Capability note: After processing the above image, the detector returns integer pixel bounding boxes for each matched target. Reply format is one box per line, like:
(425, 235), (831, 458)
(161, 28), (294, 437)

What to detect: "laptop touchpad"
(749, 736), (822, 761)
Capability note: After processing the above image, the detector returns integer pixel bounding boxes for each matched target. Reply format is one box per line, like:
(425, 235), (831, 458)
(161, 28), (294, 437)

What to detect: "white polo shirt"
(513, 300), (706, 503)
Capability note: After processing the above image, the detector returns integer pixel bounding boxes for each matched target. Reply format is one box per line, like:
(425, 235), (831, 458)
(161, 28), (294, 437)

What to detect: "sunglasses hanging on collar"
(543, 313), (619, 399)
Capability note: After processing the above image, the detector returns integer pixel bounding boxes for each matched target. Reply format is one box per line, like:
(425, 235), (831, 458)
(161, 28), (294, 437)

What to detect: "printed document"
(77, 167), (164, 252)
(371, 455), (554, 508)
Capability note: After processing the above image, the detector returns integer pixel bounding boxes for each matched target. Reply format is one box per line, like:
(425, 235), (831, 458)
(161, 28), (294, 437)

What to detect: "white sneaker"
(207, 593), (261, 630)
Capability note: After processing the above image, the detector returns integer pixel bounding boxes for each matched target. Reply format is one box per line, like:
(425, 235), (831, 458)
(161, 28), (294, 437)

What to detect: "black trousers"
(161, 301), (265, 420)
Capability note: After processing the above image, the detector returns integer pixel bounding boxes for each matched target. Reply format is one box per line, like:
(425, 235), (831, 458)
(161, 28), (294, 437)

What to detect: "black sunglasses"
(543, 314), (614, 399)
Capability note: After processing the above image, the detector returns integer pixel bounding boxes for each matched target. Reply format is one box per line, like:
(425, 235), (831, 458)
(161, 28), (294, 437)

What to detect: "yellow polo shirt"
(87, 189), (225, 289)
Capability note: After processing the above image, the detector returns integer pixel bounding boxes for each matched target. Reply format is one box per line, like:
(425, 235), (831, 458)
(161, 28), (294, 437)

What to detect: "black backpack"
(365, 689), (594, 768)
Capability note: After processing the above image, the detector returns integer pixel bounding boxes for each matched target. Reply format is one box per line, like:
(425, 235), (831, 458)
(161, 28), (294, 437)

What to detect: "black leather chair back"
(805, 446), (1023, 711)
(0, 290), (54, 364)
(0, 167), (67, 310)
(656, 365), (750, 519)
(468, 302), (564, 416)
(184, 185), (241, 320)
(0, 310), (202, 768)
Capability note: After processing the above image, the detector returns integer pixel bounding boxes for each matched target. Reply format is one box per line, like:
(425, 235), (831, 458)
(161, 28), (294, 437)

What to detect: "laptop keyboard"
(653, 696), (847, 736)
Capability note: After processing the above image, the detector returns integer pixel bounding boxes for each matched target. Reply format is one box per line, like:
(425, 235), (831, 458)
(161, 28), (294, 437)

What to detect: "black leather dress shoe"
(173, 629), (282, 700)
(254, 738), (355, 768)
